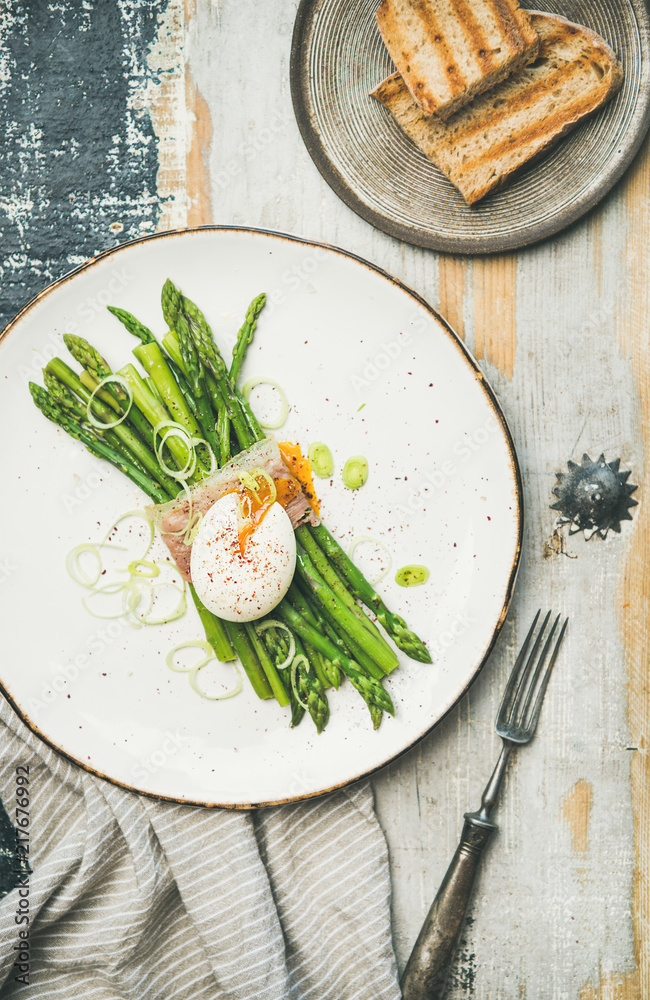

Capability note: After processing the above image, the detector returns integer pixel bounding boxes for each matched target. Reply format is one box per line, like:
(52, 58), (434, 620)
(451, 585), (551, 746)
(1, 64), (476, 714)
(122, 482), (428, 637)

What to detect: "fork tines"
(497, 611), (569, 739)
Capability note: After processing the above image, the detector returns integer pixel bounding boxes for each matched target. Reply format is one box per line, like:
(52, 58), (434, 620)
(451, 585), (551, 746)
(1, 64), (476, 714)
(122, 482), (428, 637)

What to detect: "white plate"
(0, 228), (522, 807)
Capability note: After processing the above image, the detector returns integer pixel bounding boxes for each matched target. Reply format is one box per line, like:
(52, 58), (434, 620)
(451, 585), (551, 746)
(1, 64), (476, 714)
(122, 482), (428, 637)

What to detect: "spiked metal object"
(551, 453), (638, 539)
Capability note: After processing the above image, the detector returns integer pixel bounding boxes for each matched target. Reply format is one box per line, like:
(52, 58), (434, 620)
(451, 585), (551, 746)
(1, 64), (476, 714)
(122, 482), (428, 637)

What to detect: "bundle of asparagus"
(29, 280), (431, 733)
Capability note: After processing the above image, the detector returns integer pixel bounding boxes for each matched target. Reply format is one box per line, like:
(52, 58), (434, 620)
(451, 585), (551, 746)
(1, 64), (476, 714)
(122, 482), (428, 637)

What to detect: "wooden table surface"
(1, 2), (647, 997)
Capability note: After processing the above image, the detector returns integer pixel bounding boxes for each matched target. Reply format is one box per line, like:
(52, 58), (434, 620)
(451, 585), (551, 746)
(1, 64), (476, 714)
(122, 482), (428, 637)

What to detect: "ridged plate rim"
(290, 0), (650, 254)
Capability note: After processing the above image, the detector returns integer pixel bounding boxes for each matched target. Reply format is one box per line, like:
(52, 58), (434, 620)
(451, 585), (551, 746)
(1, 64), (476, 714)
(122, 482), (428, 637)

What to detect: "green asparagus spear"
(107, 305), (195, 408)
(169, 283), (252, 450)
(309, 524), (432, 663)
(29, 384), (170, 503)
(159, 331), (221, 441)
(162, 328), (231, 462)
(117, 363), (205, 484)
(160, 281), (222, 460)
(229, 293), (266, 383)
(255, 626), (305, 727)
(107, 305), (156, 344)
(287, 584), (340, 689)
(132, 342), (203, 440)
(293, 576), (383, 682)
(45, 358), (180, 498)
(276, 603), (393, 726)
(188, 583), (235, 662)
(291, 635), (329, 734)
(244, 623), (290, 706)
(64, 333), (160, 448)
(296, 524), (396, 652)
(295, 550), (399, 675)
(225, 622), (273, 700)
(64, 334), (127, 398)
(43, 370), (151, 477)
(43, 369), (91, 421)
(78, 369), (121, 413)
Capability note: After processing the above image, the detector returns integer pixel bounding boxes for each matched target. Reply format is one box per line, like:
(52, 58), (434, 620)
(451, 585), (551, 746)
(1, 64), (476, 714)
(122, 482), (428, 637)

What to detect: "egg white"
(190, 493), (296, 622)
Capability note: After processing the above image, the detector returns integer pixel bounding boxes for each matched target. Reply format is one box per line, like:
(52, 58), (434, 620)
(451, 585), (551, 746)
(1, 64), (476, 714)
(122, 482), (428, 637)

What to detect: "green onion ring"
(308, 442), (334, 479)
(166, 640), (214, 673)
(86, 375), (134, 430)
(122, 578), (153, 626)
(342, 455), (369, 490)
(239, 467), (278, 503)
(128, 559), (160, 578)
(193, 437), (218, 476)
(290, 654), (310, 710)
(189, 659), (242, 701)
(348, 535), (392, 585)
(66, 543), (103, 588)
(132, 583), (187, 626)
(183, 511), (203, 546)
(242, 377), (289, 430)
(255, 620), (296, 670)
(166, 641), (243, 700)
(69, 509), (187, 628)
(154, 420), (197, 481)
(82, 584), (134, 619)
(101, 510), (154, 563)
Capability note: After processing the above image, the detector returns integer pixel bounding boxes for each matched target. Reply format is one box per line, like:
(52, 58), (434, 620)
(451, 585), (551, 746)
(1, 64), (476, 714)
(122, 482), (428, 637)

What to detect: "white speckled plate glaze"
(0, 228), (522, 807)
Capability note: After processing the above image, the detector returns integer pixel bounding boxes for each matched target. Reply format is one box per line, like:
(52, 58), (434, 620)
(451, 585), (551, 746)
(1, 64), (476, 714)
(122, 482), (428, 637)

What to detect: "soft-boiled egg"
(190, 492), (296, 622)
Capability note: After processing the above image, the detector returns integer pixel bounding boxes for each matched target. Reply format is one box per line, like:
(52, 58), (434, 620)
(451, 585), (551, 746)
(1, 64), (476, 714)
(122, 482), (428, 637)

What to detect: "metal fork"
(401, 611), (569, 1000)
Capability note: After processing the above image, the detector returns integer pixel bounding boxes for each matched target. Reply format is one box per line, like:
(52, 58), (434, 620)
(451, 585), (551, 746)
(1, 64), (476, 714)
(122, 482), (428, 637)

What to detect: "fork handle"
(400, 816), (496, 1000)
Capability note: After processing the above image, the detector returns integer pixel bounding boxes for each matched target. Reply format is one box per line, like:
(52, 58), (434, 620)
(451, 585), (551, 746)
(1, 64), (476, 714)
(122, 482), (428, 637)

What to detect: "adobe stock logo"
(427, 611), (477, 661)
(17, 267), (133, 385)
(395, 415), (499, 517)
(130, 731), (192, 785)
(60, 460), (108, 513)
(349, 331), (414, 393)
(0, 557), (16, 585)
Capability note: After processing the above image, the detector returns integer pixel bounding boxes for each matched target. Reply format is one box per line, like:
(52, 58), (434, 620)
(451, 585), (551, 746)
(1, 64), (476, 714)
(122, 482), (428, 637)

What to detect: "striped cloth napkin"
(0, 697), (401, 999)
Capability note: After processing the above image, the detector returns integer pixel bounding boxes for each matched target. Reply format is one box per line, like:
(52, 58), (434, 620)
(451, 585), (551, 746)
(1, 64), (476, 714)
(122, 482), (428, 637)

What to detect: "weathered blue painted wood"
(0, 0), (167, 328)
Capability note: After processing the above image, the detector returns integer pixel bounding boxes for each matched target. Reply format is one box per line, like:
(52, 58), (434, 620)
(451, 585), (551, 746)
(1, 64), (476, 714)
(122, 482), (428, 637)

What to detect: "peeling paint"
(135, 0), (213, 232)
(0, 0), (168, 328)
(136, 0), (189, 231)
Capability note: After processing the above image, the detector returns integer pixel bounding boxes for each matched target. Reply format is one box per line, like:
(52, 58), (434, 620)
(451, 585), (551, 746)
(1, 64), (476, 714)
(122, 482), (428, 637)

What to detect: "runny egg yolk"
(222, 476), (304, 555)
(278, 441), (321, 517)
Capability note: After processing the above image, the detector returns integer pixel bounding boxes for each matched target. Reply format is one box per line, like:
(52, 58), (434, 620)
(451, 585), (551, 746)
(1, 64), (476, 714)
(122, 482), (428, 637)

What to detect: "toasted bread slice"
(371, 12), (624, 205)
(375, 0), (540, 120)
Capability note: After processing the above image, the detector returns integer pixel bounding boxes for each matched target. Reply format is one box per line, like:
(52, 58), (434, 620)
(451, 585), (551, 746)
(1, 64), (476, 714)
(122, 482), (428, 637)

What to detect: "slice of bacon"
(145, 438), (319, 581)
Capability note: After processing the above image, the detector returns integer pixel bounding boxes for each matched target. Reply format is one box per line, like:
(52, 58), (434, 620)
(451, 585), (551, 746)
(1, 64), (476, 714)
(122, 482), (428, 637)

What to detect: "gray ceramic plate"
(291, 0), (650, 253)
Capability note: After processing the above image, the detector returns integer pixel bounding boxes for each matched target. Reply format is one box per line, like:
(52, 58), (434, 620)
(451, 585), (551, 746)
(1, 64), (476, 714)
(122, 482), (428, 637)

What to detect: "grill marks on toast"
(490, 0), (529, 44)
(376, 0), (539, 119)
(410, 3), (467, 100)
(450, 0), (500, 75)
(371, 12), (623, 204)
(446, 58), (586, 143)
